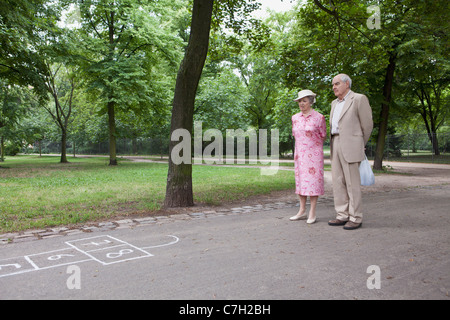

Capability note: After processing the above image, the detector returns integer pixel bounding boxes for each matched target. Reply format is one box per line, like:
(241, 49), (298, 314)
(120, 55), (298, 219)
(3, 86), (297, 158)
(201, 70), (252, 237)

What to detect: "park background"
(0, 0), (448, 232)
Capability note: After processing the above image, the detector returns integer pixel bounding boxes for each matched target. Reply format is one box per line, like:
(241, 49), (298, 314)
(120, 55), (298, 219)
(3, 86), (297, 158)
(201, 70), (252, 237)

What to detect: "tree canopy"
(1, 0), (448, 204)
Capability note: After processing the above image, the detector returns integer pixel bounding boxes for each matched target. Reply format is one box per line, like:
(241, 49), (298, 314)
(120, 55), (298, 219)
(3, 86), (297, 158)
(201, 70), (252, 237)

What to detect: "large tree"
(278, 0), (448, 169)
(164, 0), (214, 207)
(164, 0), (262, 207)
(1, 0), (80, 162)
(42, 64), (77, 163)
(0, 0), (57, 98)
(72, 0), (183, 165)
(395, 11), (450, 156)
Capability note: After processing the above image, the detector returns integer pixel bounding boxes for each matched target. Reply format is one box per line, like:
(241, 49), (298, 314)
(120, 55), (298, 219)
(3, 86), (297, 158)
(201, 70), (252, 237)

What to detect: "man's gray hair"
(340, 74), (352, 88)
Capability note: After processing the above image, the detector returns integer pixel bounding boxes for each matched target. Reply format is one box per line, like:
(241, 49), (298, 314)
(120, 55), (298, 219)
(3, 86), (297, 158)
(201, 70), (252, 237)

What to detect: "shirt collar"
(338, 90), (352, 103)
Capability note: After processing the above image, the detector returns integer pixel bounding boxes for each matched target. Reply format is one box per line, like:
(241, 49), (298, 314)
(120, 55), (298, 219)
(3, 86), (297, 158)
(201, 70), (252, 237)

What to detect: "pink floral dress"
(292, 110), (327, 196)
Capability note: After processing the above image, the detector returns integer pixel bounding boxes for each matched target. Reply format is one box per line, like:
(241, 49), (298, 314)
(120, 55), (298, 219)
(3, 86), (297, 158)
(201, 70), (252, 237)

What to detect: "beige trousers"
(331, 135), (363, 223)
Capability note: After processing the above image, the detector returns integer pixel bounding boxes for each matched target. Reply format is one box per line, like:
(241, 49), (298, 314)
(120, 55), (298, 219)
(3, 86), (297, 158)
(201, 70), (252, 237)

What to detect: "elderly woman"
(290, 90), (327, 224)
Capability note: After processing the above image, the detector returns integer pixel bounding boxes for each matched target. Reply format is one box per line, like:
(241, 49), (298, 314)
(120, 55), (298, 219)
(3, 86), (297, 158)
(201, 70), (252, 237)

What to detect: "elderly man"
(328, 74), (373, 230)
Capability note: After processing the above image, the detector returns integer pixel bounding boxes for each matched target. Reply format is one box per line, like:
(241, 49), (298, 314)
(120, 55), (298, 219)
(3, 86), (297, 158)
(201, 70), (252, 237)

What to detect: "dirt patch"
(363, 161), (450, 193)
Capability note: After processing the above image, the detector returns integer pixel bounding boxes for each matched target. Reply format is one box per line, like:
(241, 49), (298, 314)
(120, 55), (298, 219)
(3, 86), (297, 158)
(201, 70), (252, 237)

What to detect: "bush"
(4, 142), (22, 156)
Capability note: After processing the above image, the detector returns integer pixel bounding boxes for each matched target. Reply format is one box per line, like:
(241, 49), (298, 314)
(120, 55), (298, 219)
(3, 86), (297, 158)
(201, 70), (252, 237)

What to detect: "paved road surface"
(1, 182), (449, 300)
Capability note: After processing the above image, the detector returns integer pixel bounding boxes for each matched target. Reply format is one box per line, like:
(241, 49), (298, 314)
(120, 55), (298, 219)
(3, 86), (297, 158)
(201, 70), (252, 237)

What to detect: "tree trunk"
(426, 103), (440, 156)
(60, 128), (68, 163)
(107, 11), (118, 166)
(107, 100), (118, 166)
(373, 52), (397, 170)
(418, 89), (441, 156)
(51, 97), (69, 164)
(164, 0), (214, 207)
(0, 136), (4, 162)
(432, 133), (440, 156)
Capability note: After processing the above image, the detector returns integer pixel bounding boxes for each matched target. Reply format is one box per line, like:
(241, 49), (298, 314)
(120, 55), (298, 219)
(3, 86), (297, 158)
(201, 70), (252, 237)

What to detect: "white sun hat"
(293, 89), (317, 103)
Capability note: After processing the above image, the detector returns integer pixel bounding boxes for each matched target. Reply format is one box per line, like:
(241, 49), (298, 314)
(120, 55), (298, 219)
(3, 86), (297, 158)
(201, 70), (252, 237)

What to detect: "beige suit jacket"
(330, 91), (373, 163)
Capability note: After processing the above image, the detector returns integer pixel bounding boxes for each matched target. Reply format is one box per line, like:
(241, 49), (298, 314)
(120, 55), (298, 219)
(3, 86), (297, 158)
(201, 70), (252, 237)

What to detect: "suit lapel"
(330, 99), (337, 122)
(338, 91), (354, 121)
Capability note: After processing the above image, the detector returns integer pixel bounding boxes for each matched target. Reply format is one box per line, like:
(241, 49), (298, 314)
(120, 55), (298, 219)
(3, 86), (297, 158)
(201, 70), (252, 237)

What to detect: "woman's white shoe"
(306, 217), (316, 224)
(290, 213), (307, 221)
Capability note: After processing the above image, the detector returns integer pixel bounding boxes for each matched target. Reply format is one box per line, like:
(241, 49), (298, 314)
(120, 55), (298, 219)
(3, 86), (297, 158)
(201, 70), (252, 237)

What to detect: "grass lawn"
(0, 155), (295, 233)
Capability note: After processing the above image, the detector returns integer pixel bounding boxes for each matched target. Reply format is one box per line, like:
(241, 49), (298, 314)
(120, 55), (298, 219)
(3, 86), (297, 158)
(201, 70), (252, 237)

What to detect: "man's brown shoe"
(328, 219), (347, 226)
(343, 221), (362, 230)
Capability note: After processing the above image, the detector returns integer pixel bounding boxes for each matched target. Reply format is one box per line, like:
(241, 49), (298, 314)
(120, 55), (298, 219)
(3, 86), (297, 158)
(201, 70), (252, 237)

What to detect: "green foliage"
(3, 140), (21, 156)
(72, 0), (184, 114)
(274, 0), (448, 159)
(0, 0), (64, 99)
(195, 68), (250, 131)
(0, 79), (36, 147)
(0, 0), (447, 165)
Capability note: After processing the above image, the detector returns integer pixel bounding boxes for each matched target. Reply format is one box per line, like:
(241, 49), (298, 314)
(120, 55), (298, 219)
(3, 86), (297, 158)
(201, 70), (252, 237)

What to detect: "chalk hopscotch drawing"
(0, 235), (179, 278)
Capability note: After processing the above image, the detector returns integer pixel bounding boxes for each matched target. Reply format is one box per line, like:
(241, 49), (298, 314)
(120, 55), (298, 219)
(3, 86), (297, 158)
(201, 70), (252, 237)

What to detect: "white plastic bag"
(359, 156), (375, 186)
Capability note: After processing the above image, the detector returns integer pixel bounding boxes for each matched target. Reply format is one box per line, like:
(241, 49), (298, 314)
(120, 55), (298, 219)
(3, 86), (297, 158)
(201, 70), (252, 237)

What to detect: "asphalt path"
(1, 182), (449, 300)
